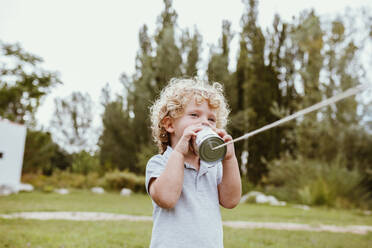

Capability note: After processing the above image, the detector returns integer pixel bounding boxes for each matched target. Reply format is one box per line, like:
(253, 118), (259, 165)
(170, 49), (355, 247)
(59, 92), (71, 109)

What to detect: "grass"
(0, 219), (152, 248)
(0, 189), (153, 216)
(1, 219), (371, 248)
(220, 203), (372, 226)
(1, 189), (371, 226)
(0, 190), (371, 248)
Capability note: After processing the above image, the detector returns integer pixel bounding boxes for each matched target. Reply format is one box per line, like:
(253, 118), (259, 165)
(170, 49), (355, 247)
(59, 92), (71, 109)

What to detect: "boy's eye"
(190, 113), (198, 117)
(209, 118), (216, 122)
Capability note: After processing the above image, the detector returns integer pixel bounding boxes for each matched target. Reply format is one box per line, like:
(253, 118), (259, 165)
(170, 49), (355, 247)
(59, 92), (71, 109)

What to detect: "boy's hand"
(213, 128), (235, 161)
(174, 124), (204, 156)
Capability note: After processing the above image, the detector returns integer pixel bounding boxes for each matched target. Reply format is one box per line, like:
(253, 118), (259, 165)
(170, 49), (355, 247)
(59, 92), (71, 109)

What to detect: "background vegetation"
(1, 0), (372, 209)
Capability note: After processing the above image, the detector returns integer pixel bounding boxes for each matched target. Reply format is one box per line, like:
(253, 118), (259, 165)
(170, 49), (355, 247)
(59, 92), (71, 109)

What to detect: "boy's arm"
(149, 124), (203, 209)
(218, 156), (241, 209)
(214, 128), (241, 209)
(149, 150), (185, 209)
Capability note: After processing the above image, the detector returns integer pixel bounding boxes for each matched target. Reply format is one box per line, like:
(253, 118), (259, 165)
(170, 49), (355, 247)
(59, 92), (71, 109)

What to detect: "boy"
(146, 78), (241, 247)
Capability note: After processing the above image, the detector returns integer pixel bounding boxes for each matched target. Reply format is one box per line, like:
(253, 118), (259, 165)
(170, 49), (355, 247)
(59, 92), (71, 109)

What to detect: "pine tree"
(98, 95), (138, 172)
(153, 0), (182, 91)
(182, 28), (202, 77)
(207, 20), (232, 85)
(239, 0), (282, 183)
(126, 24), (155, 147)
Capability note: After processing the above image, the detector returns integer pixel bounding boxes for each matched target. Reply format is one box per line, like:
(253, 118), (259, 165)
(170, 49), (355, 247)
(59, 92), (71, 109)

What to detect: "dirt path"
(1, 211), (371, 235)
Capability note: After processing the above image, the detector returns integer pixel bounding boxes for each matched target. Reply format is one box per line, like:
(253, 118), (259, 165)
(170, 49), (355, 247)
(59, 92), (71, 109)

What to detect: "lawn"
(0, 190), (371, 248)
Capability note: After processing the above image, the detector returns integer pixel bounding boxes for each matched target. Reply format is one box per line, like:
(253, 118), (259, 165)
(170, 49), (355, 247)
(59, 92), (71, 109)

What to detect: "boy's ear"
(162, 116), (175, 133)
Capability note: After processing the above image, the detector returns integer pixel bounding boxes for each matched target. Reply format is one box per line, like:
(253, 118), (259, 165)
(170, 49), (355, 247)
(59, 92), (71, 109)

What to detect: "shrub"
(22, 171), (103, 190)
(22, 170), (146, 194)
(21, 173), (48, 189)
(266, 155), (371, 209)
(71, 151), (100, 175)
(103, 170), (146, 193)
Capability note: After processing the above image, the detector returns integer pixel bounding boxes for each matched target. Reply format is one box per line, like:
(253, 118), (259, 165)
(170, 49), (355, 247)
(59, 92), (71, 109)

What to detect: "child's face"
(172, 97), (217, 140)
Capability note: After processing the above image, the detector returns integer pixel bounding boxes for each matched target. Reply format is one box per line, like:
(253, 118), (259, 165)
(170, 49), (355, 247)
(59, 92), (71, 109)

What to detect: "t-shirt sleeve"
(217, 162), (223, 185)
(145, 154), (166, 195)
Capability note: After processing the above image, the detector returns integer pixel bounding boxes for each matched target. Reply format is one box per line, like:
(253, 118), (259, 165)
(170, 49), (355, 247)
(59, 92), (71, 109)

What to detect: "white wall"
(0, 120), (27, 187)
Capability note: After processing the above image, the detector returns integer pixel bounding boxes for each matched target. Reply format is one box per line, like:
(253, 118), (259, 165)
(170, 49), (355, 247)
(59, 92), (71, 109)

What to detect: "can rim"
(199, 137), (226, 162)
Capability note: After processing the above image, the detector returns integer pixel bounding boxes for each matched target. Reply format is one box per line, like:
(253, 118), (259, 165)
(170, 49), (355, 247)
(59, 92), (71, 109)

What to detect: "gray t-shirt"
(145, 146), (224, 248)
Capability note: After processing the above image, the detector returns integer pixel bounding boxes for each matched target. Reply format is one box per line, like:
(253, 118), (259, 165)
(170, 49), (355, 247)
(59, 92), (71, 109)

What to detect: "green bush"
(71, 151), (101, 175)
(21, 173), (47, 189)
(22, 171), (103, 190)
(103, 170), (146, 193)
(22, 170), (146, 193)
(266, 155), (371, 209)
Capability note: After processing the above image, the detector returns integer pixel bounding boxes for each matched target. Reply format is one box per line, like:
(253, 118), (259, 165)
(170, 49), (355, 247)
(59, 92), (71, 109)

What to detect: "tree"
(50, 92), (94, 153)
(237, 0), (282, 183)
(267, 14), (299, 157)
(98, 95), (138, 172)
(181, 28), (202, 77)
(0, 41), (60, 125)
(153, 0), (182, 91)
(121, 0), (185, 165)
(207, 20), (233, 86)
(124, 24), (155, 149)
(0, 41), (62, 174)
(23, 129), (57, 175)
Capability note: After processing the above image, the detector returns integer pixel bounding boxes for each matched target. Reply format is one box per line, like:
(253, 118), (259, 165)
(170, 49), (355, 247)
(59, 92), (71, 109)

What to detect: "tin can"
(194, 126), (227, 163)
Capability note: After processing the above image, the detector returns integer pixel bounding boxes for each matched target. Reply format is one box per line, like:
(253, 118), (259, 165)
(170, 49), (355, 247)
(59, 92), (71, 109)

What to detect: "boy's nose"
(201, 119), (210, 127)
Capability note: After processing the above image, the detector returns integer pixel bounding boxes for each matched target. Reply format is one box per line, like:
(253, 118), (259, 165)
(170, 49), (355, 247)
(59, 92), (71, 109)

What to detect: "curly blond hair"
(150, 78), (230, 154)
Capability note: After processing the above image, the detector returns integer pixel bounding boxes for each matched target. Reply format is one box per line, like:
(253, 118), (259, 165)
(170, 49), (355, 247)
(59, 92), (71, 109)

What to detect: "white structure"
(91, 187), (105, 194)
(0, 119), (27, 192)
(120, 188), (132, 196)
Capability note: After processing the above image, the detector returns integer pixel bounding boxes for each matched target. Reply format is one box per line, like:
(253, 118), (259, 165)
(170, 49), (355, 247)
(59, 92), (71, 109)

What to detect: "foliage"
(0, 41), (60, 125)
(98, 96), (137, 172)
(182, 28), (202, 77)
(23, 129), (57, 175)
(23, 129), (74, 176)
(266, 155), (371, 208)
(0, 41), (73, 176)
(4, 0), (370, 192)
(232, 0), (285, 183)
(71, 150), (100, 175)
(103, 170), (146, 193)
(22, 171), (103, 190)
(22, 170), (146, 194)
(207, 20), (232, 85)
(99, 0), (199, 174)
(226, 3), (371, 184)
(50, 145), (73, 171)
(50, 91), (95, 153)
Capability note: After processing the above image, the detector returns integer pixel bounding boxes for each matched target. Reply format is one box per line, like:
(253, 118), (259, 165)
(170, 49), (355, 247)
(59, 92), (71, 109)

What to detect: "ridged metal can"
(194, 126), (226, 163)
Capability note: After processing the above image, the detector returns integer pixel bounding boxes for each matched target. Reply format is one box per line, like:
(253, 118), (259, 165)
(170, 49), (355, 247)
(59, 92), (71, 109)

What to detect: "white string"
(213, 83), (371, 150)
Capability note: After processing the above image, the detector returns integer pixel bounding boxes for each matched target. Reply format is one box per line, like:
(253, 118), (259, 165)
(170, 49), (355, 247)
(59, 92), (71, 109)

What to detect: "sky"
(0, 0), (371, 149)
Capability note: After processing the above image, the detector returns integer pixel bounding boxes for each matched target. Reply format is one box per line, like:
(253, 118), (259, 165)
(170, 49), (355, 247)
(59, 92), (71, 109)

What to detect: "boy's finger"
(216, 129), (227, 137)
(223, 135), (233, 142)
